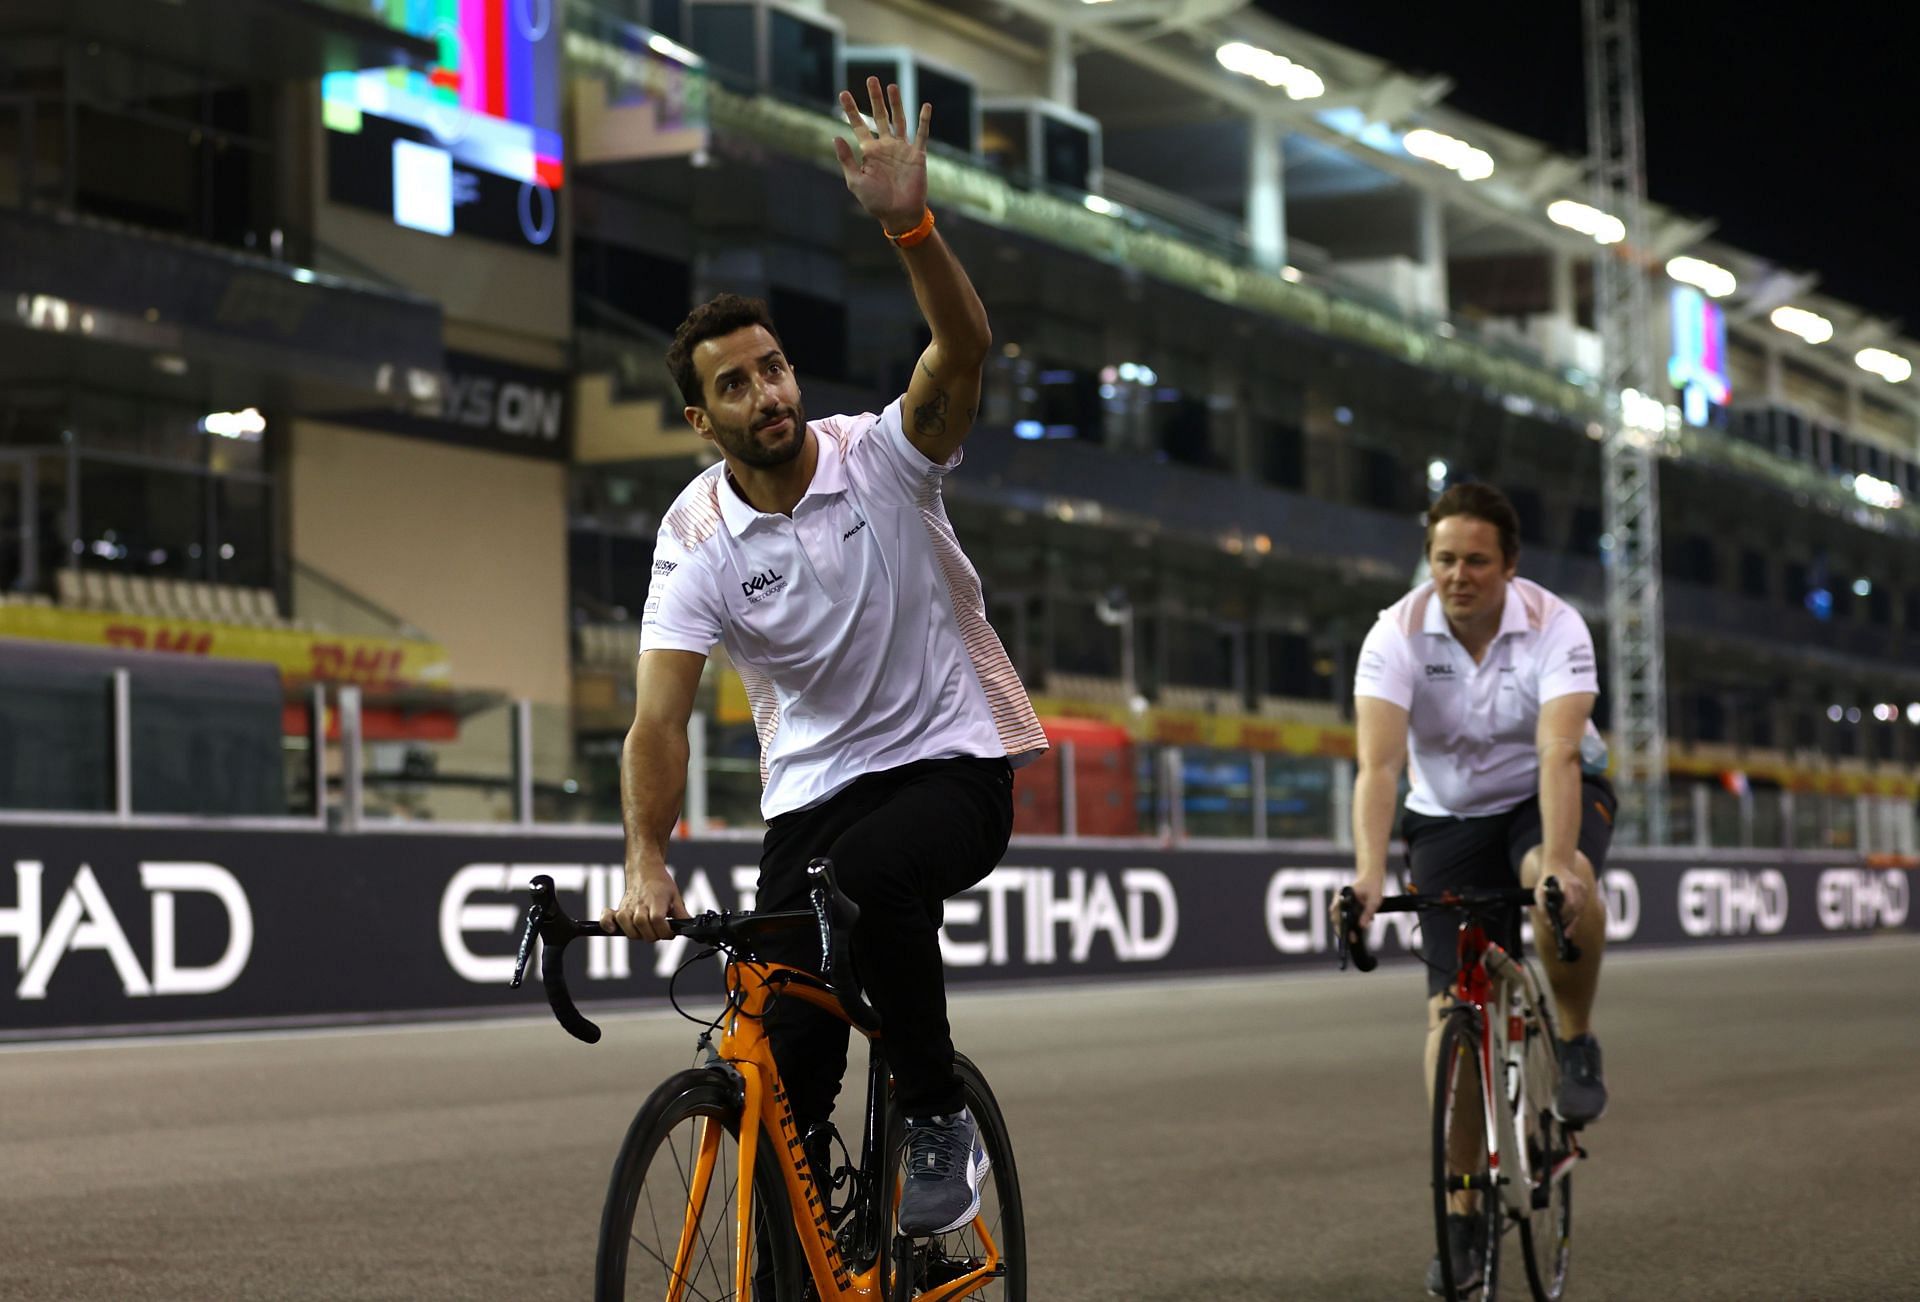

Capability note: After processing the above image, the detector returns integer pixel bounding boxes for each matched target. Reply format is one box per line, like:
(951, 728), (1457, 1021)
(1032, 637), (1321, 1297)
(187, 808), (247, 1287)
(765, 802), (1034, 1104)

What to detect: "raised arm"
(602, 648), (705, 941)
(835, 76), (991, 464)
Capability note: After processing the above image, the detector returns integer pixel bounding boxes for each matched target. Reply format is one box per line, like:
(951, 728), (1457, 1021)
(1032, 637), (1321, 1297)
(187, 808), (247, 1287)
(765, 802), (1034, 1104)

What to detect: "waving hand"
(834, 76), (931, 234)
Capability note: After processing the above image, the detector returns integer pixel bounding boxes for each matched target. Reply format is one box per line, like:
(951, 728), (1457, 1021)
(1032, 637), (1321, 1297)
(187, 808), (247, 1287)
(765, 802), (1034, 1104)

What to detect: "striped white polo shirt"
(640, 397), (1048, 818)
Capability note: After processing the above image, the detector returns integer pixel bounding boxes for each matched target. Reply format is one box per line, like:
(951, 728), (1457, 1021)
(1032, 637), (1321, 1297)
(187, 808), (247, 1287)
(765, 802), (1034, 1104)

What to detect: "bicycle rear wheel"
(1517, 1001), (1574, 1301)
(887, 1053), (1026, 1301)
(1432, 1010), (1501, 1301)
(595, 1068), (804, 1302)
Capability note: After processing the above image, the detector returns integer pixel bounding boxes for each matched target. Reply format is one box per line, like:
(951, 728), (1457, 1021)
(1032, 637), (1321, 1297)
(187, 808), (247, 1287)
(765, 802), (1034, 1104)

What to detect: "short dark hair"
(1426, 482), (1520, 564)
(666, 294), (784, 408)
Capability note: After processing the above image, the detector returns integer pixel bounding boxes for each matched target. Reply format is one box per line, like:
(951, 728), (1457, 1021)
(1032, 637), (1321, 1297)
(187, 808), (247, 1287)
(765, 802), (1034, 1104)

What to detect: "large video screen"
(323, 0), (565, 251)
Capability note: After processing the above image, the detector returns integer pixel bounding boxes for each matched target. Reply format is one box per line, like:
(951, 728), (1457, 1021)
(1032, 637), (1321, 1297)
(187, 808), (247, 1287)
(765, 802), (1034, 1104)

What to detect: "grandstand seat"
(124, 574), (162, 616)
(183, 583), (219, 626)
(211, 585), (245, 624)
(79, 569), (110, 610)
(243, 588), (281, 625)
(55, 569), (83, 607)
(103, 571), (134, 612)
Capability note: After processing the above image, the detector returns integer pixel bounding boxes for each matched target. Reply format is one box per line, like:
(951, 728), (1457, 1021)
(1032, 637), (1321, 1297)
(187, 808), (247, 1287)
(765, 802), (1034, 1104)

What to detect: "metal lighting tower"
(1584, 0), (1669, 846)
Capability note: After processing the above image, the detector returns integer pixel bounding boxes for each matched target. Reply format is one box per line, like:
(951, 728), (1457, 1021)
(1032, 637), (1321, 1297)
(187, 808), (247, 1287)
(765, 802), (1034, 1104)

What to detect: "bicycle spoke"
(627, 1235), (723, 1302)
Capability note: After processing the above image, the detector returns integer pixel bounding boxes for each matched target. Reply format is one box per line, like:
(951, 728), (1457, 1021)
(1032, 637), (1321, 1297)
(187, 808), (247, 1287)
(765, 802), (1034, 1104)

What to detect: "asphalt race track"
(6, 935), (1918, 1301)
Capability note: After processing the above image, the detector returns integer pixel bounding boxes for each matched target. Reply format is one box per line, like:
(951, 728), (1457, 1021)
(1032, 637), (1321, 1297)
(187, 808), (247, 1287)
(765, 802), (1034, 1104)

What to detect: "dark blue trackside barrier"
(0, 824), (1912, 1039)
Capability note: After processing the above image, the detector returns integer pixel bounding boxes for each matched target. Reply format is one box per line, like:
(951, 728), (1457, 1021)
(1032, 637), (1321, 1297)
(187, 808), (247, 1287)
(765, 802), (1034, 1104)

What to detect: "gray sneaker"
(897, 1108), (990, 1237)
(1425, 1212), (1485, 1296)
(1555, 1033), (1609, 1127)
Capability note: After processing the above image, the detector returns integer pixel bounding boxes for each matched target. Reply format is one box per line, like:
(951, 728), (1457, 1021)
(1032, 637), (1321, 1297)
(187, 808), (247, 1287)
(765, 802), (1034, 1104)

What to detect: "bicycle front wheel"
(1518, 1002), (1574, 1301)
(595, 1068), (804, 1302)
(887, 1052), (1026, 1301)
(1432, 1010), (1501, 1301)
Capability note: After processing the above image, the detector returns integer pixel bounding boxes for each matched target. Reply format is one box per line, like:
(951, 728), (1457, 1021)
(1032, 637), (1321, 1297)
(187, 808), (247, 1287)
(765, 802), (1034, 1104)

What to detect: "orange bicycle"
(514, 859), (1024, 1302)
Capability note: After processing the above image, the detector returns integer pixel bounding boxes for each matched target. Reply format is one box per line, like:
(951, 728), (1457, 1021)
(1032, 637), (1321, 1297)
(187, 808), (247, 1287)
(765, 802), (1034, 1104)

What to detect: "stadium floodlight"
(1769, 305), (1833, 344)
(1907, 703), (1920, 726)
(1215, 42), (1325, 99)
(200, 408), (266, 440)
(1546, 199), (1625, 245)
(1852, 578), (1873, 597)
(1665, 255), (1736, 299)
(1854, 346), (1912, 383)
(1402, 128), (1495, 181)
(1851, 473), (1904, 510)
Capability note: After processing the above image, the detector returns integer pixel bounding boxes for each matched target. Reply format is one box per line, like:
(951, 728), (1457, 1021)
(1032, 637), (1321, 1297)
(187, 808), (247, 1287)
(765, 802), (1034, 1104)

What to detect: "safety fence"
(2, 825), (1912, 1040)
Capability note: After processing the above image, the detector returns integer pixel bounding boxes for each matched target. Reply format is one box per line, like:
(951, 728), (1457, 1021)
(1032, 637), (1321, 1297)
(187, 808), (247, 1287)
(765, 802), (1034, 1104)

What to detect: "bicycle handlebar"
(1336, 877), (1582, 975)
(509, 857), (880, 1043)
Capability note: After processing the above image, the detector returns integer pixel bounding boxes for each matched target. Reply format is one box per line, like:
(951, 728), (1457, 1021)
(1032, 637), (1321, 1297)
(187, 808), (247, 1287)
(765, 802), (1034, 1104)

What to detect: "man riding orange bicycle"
(600, 77), (1045, 1242)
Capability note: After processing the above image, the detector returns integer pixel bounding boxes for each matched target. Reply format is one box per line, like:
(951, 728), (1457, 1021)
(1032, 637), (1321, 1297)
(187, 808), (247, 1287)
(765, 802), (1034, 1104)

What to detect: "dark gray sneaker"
(897, 1108), (990, 1237)
(1425, 1211), (1485, 1295)
(1556, 1033), (1609, 1127)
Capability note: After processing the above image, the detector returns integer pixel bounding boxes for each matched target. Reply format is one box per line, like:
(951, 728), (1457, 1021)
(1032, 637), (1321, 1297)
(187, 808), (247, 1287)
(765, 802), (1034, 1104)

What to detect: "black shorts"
(1401, 776), (1616, 997)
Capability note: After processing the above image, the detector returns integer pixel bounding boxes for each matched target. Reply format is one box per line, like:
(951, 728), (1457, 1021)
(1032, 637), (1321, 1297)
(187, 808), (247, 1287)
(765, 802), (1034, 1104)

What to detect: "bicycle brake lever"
(1540, 877), (1583, 964)
(1336, 887), (1378, 973)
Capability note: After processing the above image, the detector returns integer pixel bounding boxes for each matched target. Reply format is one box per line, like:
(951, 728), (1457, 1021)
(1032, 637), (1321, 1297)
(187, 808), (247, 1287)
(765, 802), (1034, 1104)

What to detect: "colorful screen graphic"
(1669, 285), (1730, 427)
(323, 0), (564, 250)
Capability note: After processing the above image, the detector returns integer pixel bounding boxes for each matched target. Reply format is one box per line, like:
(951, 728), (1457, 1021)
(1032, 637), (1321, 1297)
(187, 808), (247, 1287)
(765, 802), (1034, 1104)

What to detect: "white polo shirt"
(639, 398), (1048, 819)
(1353, 577), (1600, 818)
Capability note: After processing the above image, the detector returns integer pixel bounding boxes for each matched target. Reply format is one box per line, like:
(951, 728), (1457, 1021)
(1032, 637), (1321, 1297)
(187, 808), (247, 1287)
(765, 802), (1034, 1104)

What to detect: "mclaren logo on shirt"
(742, 567), (788, 604)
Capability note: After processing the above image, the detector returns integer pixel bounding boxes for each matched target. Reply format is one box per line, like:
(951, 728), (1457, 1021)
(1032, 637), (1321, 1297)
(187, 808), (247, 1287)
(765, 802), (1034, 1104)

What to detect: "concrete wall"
(289, 419), (570, 705)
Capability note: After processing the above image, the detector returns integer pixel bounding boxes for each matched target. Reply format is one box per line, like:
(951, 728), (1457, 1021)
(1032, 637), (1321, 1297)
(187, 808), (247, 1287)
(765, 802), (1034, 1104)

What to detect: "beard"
(711, 399), (807, 469)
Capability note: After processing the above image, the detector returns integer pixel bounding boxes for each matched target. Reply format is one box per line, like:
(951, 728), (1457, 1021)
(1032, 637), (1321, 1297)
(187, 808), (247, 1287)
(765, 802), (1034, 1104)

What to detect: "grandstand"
(0, 0), (1913, 853)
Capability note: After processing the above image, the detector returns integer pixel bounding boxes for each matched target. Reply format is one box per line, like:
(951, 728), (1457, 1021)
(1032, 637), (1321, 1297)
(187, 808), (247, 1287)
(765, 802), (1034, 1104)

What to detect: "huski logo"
(741, 567), (788, 603)
(1, 861), (253, 999)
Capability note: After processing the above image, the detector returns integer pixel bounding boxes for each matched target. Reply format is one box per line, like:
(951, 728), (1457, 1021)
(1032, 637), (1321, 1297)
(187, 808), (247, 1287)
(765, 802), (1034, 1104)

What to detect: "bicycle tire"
(885, 1052), (1026, 1301)
(1432, 1011), (1501, 1301)
(1517, 999), (1574, 1301)
(595, 1068), (805, 1302)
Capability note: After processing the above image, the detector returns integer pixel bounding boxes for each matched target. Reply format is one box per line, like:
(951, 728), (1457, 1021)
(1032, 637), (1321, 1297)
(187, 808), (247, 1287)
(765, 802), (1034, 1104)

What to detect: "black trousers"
(1402, 775), (1617, 997)
(755, 755), (1014, 1130)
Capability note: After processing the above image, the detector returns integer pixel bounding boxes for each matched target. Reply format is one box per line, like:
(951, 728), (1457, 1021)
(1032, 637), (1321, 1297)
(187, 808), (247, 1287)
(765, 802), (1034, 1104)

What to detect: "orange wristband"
(885, 207), (935, 248)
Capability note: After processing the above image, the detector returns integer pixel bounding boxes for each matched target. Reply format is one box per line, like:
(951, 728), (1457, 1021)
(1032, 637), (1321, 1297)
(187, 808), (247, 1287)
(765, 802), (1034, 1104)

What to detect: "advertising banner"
(2, 827), (1912, 1039)
(0, 607), (451, 691)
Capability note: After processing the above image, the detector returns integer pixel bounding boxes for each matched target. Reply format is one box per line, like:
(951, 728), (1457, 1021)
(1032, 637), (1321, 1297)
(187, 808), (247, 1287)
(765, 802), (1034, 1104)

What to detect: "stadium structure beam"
(1586, 0), (1669, 846)
(993, 0), (1601, 261)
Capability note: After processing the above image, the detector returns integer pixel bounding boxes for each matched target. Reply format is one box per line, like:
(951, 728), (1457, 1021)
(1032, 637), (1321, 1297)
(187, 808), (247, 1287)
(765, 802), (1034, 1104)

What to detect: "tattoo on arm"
(913, 387), (949, 438)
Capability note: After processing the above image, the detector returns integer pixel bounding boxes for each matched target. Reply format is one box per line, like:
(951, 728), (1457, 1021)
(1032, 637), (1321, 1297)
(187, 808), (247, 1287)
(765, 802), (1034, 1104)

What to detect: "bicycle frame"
(672, 955), (1003, 1302)
(1445, 923), (1574, 1227)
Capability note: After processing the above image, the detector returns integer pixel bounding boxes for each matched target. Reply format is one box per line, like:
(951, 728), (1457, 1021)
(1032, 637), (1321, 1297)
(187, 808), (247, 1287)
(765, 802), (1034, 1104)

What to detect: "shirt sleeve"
(1352, 616), (1415, 709)
(638, 527), (724, 656)
(839, 398), (963, 506)
(1535, 607), (1602, 703)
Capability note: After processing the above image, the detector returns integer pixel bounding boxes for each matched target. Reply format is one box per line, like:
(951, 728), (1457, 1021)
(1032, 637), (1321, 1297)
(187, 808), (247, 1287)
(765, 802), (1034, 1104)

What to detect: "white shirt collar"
(716, 426), (846, 536)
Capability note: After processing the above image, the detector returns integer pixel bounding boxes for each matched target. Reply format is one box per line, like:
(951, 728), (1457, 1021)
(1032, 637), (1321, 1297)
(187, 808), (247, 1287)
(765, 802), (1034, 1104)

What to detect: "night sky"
(1256, 1), (1916, 326)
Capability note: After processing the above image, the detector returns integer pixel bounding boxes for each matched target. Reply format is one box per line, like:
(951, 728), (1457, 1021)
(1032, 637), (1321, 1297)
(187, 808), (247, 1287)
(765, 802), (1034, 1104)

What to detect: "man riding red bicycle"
(1342, 483), (1614, 1294)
